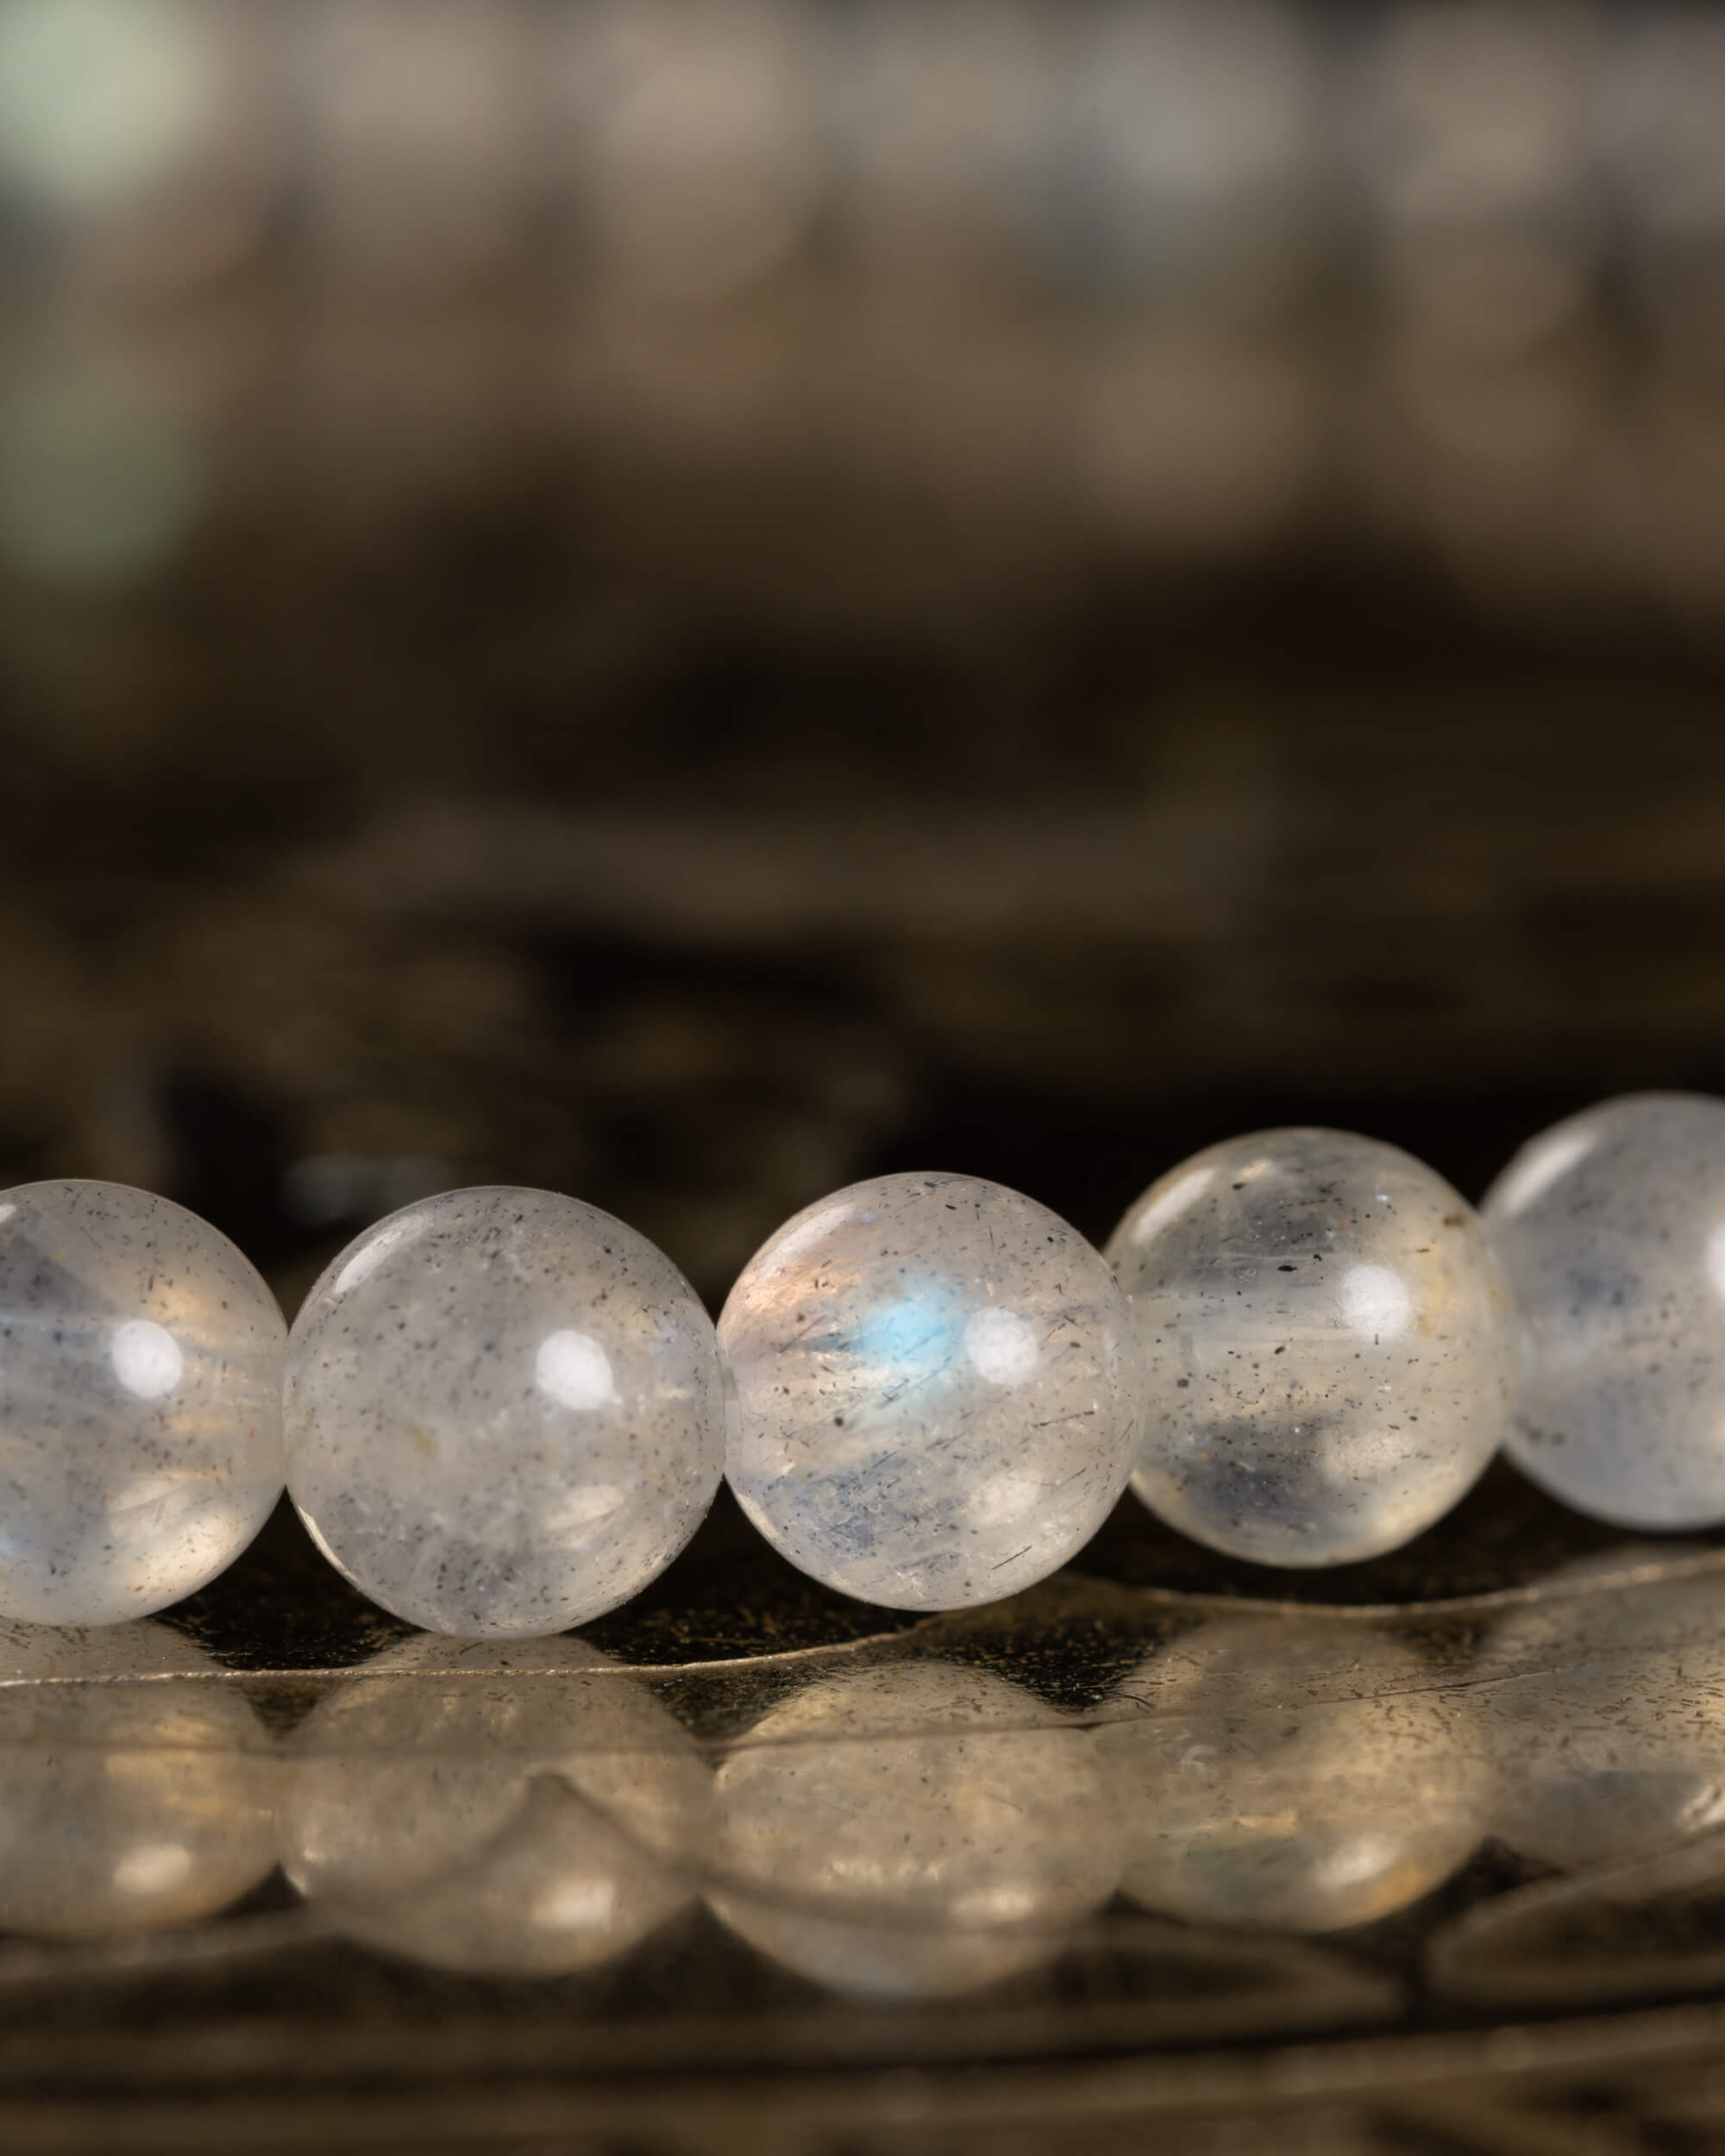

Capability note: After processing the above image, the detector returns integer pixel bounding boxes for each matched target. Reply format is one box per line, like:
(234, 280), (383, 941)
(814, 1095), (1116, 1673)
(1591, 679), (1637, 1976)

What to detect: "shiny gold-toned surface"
(0, 1483), (1722, 2152)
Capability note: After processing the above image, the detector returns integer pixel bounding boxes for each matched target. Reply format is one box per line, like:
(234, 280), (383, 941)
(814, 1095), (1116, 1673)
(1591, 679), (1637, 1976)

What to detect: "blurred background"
(2, 0), (1724, 1313)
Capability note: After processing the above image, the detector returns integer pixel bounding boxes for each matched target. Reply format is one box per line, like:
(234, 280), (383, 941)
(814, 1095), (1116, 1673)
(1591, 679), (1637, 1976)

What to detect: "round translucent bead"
(1481, 1093), (1725, 1529)
(1095, 1614), (1491, 1932)
(280, 1639), (709, 1976)
(0, 1180), (285, 1624)
(284, 1186), (724, 1637)
(718, 1172), (1141, 1611)
(708, 1660), (1122, 1997)
(1107, 1128), (1515, 1567)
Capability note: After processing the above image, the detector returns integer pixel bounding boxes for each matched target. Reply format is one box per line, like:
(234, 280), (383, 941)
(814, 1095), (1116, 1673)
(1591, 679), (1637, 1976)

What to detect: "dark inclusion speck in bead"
(718, 1173), (1141, 1611)
(283, 1187), (725, 1637)
(1107, 1129), (1516, 1567)
(1484, 1092), (1725, 1531)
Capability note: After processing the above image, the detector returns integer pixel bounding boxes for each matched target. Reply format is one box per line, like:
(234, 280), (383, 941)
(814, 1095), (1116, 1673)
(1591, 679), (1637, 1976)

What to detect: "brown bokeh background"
(3, 0), (1725, 1319)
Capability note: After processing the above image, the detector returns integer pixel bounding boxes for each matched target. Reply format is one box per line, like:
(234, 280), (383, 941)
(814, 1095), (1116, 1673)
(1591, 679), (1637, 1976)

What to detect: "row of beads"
(0, 1092), (1716, 1635)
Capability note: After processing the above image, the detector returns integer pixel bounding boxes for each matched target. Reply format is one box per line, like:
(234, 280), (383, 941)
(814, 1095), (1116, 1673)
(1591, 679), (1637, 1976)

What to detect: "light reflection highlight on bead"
(109, 1318), (183, 1401)
(762, 1200), (857, 1273)
(1703, 1222), (1725, 1307)
(534, 1330), (618, 1413)
(329, 1206), (435, 1298)
(1339, 1263), (1413, 1342)
(963, 1306), (1039, 1386)
(1487, 1120), (1601, 1220)
(1126, 1164), (1214, 1244)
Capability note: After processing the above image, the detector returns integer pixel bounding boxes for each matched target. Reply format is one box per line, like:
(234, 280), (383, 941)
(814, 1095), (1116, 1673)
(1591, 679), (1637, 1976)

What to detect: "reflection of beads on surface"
(1107, 1129), (1516, 1567)
(0, 1650), (275, 1938)
(1096, 1614), (1492, 1931)
(1484, 1094), (1725, 1531)
(719, 1172), (1141, 1611)
(707, 1659), (1123, 1997)
(284, 1186), (726, 1638)
(0, 1180), (286, 1626)
(279, 1639), (710, 1976)
(1483, 1560), (1725, 1872)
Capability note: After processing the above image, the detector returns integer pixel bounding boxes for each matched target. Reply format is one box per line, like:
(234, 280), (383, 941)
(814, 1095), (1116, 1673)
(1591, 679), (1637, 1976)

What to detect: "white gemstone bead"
(280, 1639), (710, 1976)
(1482, 1093), (1725, 1529)
(1107, 1129), (1515, 1567)
(718, 1173), (1141, 1611)
(708, 1661), (1123, 1997)
(0, 1180), (285, 1624)
(284, 1187), (724, 1637)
